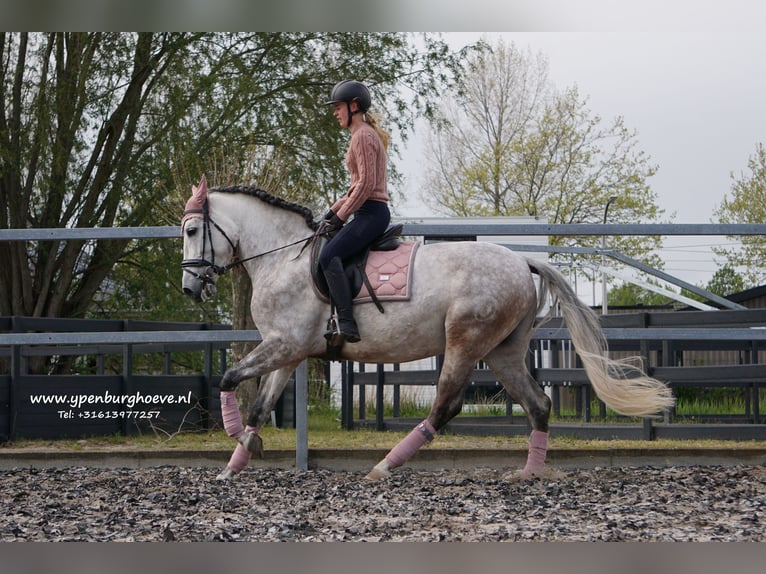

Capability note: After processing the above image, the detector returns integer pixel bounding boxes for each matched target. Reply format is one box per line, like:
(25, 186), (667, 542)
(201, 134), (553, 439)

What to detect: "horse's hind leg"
(216, 364), (298, 480)
(365, 286), (535, 481)
(484, 323), (555, 479)
(365, 352), (476, 480)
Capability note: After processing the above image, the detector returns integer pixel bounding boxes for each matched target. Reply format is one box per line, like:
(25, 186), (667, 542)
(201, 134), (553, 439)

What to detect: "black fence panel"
(0, 317), (236, 441)
(341, 309), (766, 441)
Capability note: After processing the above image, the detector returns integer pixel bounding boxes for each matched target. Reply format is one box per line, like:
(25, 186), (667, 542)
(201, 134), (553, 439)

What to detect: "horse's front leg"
(220, 337), (302, 392)
(217, 366), (298, 480)
(216, 338), (304, 480)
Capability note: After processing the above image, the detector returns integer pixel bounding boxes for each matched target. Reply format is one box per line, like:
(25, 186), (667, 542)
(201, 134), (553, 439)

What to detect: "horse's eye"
(186, 226), (197, 237)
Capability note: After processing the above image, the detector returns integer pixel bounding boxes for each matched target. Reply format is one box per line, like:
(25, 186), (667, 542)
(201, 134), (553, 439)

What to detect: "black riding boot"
(322, 256), (361, 344)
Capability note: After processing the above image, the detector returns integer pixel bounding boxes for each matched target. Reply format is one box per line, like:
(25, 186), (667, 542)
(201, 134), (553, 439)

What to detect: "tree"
(422, 38), (667, 272)
(607, 280), (672, 308)
(0, 32), (464, 321)
(713, 142), (766, 286)
(681, 265), (746, 303)
(611, 264), (746, 308)
(704, 265), (746, 297)
(423, 39), (549, 217)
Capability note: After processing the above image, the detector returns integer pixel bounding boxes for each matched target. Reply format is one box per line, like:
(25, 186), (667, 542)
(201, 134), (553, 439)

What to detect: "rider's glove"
(320, 210), (344, 233)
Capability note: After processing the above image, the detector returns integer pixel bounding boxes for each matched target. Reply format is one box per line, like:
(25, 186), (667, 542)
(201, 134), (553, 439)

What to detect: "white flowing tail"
(527, 258), (675, 416)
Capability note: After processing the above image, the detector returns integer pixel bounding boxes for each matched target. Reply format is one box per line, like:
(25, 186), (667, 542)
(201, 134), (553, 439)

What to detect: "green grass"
(3, 403), (766, 454)
(365, 390), (763, 423)
(675, 397), (751, 416)
(5, 428), (766, 453)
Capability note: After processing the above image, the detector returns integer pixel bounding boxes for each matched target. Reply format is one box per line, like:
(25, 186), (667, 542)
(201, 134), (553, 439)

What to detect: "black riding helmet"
(325, 80), (371, 127)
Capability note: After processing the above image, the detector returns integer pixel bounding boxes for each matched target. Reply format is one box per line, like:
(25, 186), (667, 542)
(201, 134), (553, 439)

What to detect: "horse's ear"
(188, 174), (208, 207)
(192, 174), (208, 198)
(182, 174), (209, 227)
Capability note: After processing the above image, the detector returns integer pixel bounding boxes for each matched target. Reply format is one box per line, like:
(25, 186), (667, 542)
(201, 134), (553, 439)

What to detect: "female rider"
(319, 80), (391, 344)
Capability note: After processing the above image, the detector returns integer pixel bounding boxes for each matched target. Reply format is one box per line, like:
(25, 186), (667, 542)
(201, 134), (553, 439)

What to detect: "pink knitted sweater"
(330, 123), (389, 222)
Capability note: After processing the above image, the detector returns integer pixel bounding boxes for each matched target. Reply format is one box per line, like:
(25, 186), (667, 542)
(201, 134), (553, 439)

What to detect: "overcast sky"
(7, 2), (760, 293)
(396, 30), (766, 291)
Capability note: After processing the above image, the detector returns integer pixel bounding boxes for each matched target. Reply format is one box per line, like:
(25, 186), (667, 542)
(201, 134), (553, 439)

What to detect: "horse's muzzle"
(181, 264), (218, 302)
(182, 279), (217, 302)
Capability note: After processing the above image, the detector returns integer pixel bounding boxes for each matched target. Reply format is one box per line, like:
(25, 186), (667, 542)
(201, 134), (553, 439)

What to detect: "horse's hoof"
(503, 466), (565, 482)
(216, 467), (236, 481)
(364, 460), (390, 481)
(238, 431), (264, 458)
(364, 468), (387, 481)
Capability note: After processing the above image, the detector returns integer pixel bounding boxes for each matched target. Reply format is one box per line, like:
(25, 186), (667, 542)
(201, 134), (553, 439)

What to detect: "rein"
(227, 236), (315, 269)
(181, 200), (315, 285)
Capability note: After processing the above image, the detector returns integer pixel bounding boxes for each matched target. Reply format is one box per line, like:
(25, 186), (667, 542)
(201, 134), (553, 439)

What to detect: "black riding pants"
(318, 200), (391, 271)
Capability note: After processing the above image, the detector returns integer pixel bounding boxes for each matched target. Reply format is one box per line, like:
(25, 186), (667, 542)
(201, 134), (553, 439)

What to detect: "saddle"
(310, 223), (405, 312)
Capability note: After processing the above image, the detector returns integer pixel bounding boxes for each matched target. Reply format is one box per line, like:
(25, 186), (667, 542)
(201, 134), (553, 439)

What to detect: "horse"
(180, 175), (675, 481)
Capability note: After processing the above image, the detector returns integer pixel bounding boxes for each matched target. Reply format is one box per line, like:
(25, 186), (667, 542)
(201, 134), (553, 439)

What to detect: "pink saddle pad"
(355, 241), (419, 304)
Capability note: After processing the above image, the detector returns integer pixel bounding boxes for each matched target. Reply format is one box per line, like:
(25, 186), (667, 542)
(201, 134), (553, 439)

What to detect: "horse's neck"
(213, 192), (312, 265)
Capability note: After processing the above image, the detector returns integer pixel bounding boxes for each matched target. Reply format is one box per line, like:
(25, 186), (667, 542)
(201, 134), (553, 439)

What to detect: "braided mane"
(210, 185), (319, 231)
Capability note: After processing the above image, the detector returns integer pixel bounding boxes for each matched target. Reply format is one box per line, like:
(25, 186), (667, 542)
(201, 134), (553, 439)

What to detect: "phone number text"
(57, 410), (161, 420)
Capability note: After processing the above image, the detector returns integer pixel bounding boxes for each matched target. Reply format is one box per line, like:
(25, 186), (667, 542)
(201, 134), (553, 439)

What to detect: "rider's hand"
(327, 213), (343, 230)
(319, 210), (344, 234)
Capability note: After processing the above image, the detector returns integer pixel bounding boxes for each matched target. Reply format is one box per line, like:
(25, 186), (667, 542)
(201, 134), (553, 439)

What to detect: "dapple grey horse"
(180, 176), (674, 480)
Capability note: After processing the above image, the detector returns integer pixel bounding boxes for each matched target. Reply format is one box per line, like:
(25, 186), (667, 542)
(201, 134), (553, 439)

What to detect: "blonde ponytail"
(364, 112), (390, 151)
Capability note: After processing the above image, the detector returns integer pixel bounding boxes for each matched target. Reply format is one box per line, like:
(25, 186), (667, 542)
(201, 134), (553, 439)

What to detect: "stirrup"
(324, 315), (360, 345)
(324, 316), (343, 347)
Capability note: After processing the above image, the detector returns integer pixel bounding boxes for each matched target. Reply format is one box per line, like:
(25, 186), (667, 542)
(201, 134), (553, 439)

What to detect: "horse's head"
(181, 175), (237, 302)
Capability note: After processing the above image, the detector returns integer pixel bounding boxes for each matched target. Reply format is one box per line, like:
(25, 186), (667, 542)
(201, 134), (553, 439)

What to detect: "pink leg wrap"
(226, 425), (260, 473)
(522, 430), (548, 475)
(220, 390), (244, 438)
(385, 420), (436, 469)
(227, 443), (251, 473)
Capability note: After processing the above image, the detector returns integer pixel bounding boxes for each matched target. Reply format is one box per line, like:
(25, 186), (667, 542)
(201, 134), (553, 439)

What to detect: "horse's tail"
(526, 257), (675, 416)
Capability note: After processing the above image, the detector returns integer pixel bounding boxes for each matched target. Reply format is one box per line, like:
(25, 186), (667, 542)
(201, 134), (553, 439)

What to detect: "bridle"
(180, 199), (315, 289)
(181, 200), (235, 287)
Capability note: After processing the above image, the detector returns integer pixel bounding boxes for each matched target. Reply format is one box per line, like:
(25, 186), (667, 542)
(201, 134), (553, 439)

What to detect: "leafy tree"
(704, 265), (746, 297)
(0, 32), (465, 321)
(607, 281), (672, 307)
(682, 265), (746, 303)
(422, 38), (668, 274)
(423, 39), (549, 217)
(612, 264), (746, 307)
(713, 142), (766, 286)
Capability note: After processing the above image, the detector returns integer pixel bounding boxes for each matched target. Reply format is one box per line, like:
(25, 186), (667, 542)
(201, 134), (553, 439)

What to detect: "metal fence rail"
(3, 222), (766, 241)
(3, 223), (766, 447)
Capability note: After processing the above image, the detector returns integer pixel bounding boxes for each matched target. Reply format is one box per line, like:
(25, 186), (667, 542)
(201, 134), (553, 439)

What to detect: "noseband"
(181, 199), (316, 287)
